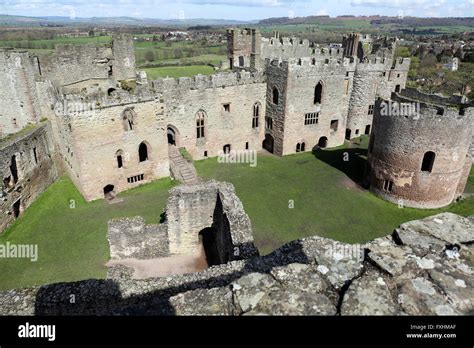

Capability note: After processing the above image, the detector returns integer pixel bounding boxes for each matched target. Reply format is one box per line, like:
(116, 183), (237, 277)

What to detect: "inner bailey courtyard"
(0, 27), (473, 315)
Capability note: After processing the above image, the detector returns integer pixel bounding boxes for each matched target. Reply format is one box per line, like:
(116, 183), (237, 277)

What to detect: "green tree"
(144, 50), (156, 62)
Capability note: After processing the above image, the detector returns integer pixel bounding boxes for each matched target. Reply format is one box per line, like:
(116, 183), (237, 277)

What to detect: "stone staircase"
(168, 145), (199, 185)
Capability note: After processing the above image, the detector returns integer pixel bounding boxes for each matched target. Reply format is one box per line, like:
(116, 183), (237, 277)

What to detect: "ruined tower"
(226, 28), (261, 71)
(0, 49), (42, 136)
(366, 90), (473, 209)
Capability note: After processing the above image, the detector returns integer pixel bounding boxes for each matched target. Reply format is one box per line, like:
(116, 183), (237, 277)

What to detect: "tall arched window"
(272, 87), (279, 105)
(122, 108), (137, 131)
(116, 150), (124, 168)
(138, 142), (149, 162)
(196, 110), (206, 139)
(314, 81), (323, 104)
(252, 103), (260, 128)
(421, 151), (435, 173)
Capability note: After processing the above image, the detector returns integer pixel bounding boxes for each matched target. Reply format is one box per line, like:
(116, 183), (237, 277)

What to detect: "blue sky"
(0, 0), (472, 20)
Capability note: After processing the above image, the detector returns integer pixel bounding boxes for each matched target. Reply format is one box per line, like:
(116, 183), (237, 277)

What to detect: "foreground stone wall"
(0, 213), (472, 315)
(165, 181), (258, 260)
(0, 122), (58, 233)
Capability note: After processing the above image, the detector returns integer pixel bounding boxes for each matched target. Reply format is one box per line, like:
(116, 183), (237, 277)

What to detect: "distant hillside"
(258, 15), (474, 28)
(0, 14), (255, 27)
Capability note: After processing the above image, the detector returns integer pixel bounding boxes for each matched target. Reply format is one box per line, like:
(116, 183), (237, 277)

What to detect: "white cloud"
(316, 8), (328, 15)
(350, 0), (446, 9)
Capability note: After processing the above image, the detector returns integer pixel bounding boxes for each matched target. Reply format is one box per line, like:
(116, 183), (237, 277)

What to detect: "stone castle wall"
(153, 71), (267, 160)
(282, 57), (355, 154)
(165, 181), (258, 260)
(39, 35), (135, 87)
(53, 95), (169, 201)
(0, 122), (59, 232)
(346, 57), (410, 139)
(367, 95), (473, 208)
(0, 49), (42, 136)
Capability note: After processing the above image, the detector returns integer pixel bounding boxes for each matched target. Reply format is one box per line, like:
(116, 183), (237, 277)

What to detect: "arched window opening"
(314, 81), (323, 104)
(196, 110), (206, 139)
(296, 143), (301, 152)
(10, 155), (18, 184)
(421, 151), (435, 173)
(301, 142), (306, 151)
(272, 87), (279, 105)
(139, 142), (149, 162)
(252, 103), (260, 128)
(122, 108), (136, 131)
(116, 150), (124, 168)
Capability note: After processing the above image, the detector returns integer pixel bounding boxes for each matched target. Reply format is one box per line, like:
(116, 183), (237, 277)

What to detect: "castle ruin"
(0, 29), (472, 233)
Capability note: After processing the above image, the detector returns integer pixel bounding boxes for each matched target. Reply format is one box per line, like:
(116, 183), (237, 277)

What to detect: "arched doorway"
(167, 127), (177, 145)
(199, 227), (220, 266)
(103, 185), (115, 200)
(318, 136), (328, 148)
(345, 129), (351, 140)
(262, 134), (274, 153)
(223, 144), (231, 154)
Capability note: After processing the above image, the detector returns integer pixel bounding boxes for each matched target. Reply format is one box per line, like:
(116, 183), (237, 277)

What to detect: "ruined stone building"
(0, 29), (472, 232)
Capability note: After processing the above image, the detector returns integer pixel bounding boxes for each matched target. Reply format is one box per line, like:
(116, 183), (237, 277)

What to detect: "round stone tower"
(366, 93), (473, 209)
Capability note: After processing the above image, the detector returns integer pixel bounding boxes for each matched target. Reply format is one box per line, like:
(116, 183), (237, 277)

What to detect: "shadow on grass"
(312, 146), (369, 188)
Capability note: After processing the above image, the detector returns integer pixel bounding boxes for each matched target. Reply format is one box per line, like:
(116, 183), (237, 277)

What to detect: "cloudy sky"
(0, 0), (472, 20)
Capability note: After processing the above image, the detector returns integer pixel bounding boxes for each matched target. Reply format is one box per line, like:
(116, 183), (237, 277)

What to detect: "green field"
(0, 35), (111, 50)
(0, 176), (175, 290)
(195, 141), (474, 254)
(144, 65), (215, 79)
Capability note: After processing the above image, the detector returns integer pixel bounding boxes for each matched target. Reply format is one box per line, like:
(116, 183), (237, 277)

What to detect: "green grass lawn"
(0, 176), (175, 290)
(144, 65), (215, 79)
(195, 141), (474, 254)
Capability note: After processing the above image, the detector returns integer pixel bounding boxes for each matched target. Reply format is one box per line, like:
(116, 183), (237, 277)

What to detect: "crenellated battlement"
(54, 89), (156, 113)
(150, 70), (266, 94)
(399, 87), (468, 106)
(391, 57), (411, 71)
(380, 91), (473, 121)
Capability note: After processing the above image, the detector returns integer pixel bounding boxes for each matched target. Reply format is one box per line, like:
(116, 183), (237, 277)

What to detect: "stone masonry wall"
(0, 49), (42, 136)
(368, 96), (473, 208)
(62, 100), (169, 200)
(282, 57), (354, 154)
(165, 181), (258, 260)
(153, 71), (266, 160)
(0, 122), (58, 233)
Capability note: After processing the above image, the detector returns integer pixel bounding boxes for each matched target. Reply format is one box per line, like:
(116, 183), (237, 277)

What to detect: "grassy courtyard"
(0, 139), (472, 290)
(0, 177), (175, 290)
(195, 141), (474, 254)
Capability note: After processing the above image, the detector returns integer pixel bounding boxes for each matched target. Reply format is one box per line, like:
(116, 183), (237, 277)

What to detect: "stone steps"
(168, 145), (200, 185)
